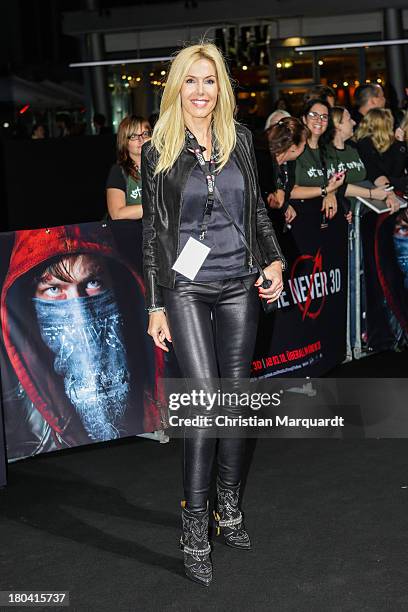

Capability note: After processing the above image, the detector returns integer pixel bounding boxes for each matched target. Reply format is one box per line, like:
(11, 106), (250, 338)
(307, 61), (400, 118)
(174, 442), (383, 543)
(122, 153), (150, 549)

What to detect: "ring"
(329, 206), (333, 209)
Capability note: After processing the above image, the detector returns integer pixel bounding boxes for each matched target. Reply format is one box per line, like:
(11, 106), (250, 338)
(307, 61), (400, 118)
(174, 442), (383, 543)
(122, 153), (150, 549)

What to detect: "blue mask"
(33, 290), (129, 441)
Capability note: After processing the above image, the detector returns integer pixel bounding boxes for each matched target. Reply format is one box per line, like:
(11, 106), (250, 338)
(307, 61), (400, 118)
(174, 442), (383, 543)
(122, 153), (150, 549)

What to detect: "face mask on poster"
(32, 289), (129, 441)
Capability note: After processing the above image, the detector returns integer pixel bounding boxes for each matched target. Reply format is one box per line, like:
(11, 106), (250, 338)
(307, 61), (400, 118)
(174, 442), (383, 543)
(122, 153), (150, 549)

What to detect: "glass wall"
(365, 46), (386, 84)
(107, 61), (169, 131)
(104, 42), (392, 127)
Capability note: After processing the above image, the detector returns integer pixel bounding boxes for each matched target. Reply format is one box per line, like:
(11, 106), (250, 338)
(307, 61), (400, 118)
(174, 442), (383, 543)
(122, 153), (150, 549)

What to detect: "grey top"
(178, 156), (252, 282)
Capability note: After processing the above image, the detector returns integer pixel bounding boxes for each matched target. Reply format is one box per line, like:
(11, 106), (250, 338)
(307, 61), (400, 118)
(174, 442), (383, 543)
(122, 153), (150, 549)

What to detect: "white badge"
(172, 237), (211, 280)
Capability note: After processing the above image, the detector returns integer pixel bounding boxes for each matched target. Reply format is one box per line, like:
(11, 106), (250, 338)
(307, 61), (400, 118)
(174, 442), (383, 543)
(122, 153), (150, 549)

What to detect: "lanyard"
(185, 128), (217, 240)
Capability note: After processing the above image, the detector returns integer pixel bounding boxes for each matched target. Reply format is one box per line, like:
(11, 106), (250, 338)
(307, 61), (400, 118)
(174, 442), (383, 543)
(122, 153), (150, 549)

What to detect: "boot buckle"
(213, 510), (242, 532)
(180, 537), (211, 556)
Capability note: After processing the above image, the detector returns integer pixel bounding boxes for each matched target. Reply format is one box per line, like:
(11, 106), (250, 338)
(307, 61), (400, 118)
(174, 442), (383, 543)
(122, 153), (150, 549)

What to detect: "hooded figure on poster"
(0, 223), (165, 460)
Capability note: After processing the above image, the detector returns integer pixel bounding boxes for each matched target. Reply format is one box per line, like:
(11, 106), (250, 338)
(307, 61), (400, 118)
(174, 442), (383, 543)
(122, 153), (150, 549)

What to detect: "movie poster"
(0, 401), (6, 486)
(252, 203), (348, 378)
(0, 221), (166, 461)
(361, 209), (408, 351)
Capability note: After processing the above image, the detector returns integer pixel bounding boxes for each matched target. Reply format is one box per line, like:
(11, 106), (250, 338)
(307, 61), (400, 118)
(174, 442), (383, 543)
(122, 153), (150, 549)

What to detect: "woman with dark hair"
(106, 115), (152, 220)
(259, 116), (308, 226)
(142, 42), (285, 586)
(290, 98), (345, 224)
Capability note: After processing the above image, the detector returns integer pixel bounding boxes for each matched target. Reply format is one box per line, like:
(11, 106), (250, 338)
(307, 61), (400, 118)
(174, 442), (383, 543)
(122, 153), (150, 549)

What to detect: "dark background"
(0, 134), (115, 232)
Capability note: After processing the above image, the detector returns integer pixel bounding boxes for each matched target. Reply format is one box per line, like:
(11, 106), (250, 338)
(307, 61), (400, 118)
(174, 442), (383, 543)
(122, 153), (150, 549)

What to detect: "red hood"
(1, 223), (164, 438)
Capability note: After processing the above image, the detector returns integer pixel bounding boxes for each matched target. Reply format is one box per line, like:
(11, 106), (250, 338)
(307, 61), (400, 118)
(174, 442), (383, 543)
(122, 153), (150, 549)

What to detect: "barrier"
(350, 201), (408, 358)
(252, 202), (349, 378)
(0, 208), (405, 468)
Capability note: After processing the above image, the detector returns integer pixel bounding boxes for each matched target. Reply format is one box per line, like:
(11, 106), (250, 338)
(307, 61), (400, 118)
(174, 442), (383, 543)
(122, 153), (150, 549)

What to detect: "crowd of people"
(103, 80), (408, 357)
(106, 83), (408, 285)
(4, 42), (407, 588)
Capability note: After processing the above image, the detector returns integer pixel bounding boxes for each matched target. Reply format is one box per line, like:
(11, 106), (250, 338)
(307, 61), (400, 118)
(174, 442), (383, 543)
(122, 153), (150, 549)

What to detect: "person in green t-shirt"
(291, 100), (390, 224)
(291, 99), (346, 222)
(327, 106), (398, 218)
(106, 115), (152, 220)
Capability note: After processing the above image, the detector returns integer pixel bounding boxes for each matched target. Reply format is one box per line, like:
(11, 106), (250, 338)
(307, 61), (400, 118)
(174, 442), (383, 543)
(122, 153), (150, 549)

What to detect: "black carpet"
(1, 350), (407, 612)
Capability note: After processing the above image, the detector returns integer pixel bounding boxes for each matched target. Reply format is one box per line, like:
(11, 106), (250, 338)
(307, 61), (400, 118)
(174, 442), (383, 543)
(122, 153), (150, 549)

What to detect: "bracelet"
(148, 306), (166, 314)
(321, 185), (328, 197)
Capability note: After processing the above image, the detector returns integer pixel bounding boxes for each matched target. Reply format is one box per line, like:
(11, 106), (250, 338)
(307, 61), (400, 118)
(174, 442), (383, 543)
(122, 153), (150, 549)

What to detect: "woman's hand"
(285, 204), (297, 224)
(345, 210), (353, 224)
(322, 192), (338, 219)
(370, 186), (389, 201)
(385, 193), (401, 214)
(267, 189), (285, 209)
(147, 311), (172, 352)
(254, 261), (283, 304)
(327, 173), (345, 194)
(395, 127), (405, 142)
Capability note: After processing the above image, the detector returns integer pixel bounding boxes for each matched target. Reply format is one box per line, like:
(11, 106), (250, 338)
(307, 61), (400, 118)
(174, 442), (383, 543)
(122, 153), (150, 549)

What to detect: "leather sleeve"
(246, 130), (287, 270)
(141, 143), (164, 310)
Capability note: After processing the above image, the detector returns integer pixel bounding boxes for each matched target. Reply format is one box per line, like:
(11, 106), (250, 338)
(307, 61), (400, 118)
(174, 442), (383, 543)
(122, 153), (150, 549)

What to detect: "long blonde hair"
(151, 42), (236, 175)
(399, 110), (408, 142)
(354, 108), (394, 153)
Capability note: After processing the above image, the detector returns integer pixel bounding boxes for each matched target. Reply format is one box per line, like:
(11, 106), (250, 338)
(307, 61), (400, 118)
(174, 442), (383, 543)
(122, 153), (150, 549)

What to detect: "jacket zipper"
(175, 159), (198, 259)
(239, 136), (255, 269)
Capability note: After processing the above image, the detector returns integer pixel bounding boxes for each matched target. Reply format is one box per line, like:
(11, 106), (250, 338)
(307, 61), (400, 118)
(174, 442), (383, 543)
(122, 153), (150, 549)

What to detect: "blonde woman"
(106, 115), (151, 219)
(355, 108), (408, 196)
(141, 42), (285, 586)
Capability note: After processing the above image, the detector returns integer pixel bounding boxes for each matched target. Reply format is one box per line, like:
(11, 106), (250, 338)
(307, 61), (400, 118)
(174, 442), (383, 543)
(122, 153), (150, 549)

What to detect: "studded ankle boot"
(213, 477), (251, 550)
(180, 503), (212, 586)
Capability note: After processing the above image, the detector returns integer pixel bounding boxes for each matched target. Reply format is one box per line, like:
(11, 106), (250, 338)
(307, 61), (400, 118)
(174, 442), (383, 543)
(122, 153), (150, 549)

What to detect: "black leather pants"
(162, 274), (259, 511)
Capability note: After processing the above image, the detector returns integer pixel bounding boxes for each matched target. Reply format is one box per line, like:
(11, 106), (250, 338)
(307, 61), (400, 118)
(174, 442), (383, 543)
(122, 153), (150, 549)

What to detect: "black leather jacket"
(141, 124), (286, 310)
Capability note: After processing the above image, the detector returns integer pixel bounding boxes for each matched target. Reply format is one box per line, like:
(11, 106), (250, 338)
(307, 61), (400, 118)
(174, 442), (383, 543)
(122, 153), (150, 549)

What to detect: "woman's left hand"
(285, 204), (297, 224)
(267, 189), (285, 209)
(322, 192), (338, 219)
(254, 261), (283, 304)
(386, 193), (401, 214)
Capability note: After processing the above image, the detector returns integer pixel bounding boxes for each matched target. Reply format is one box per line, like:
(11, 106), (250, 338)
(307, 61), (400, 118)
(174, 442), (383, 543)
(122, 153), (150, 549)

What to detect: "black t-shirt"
(356, 137), (408, 192)
(106, 163), (126, 192)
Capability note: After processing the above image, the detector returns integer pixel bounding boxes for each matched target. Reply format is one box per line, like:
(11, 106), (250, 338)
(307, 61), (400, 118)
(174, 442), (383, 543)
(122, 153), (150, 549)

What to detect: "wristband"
(148, 306), (166, 314)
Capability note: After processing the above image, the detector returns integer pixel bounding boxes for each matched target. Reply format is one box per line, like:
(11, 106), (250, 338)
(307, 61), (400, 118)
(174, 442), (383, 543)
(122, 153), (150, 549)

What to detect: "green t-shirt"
(295, 145), (327, 187)
(295, 143), (366, 187)
(126, 174), (143, 206)
(325, 144), (366, 183)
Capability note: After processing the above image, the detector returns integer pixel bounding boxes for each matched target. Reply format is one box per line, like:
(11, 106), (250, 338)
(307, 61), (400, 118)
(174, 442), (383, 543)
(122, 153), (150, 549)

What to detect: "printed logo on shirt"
(327, 160), (365, 176)
(307, 159), (365, 179)
(130, 186), (142, 199)
(307, 166), (325, 179)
